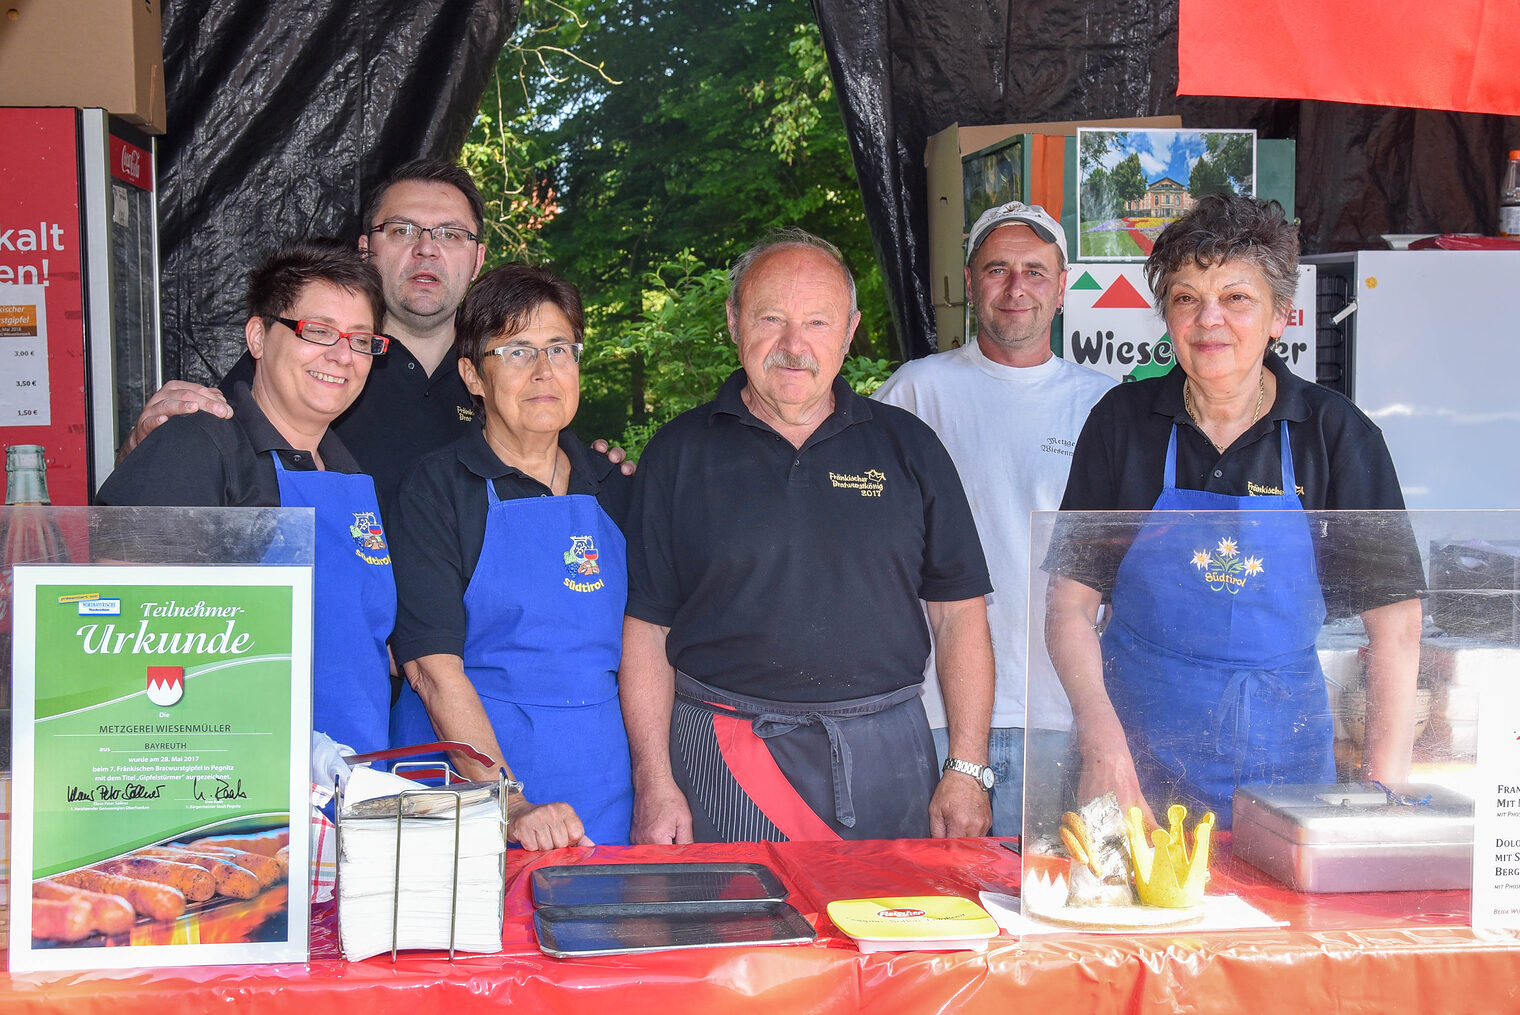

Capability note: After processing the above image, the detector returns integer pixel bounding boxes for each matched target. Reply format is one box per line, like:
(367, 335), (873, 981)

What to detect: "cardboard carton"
(0, 0), (165, 134)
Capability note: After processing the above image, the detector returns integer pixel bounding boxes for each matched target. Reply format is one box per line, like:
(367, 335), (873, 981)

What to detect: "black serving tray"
(530, 861), (788, 908)
(534, 901), (815, 958)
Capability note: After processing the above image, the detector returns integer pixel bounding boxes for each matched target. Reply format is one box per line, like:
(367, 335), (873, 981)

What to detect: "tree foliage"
(1081, 164), (1116, 222)
(1110, 153), (1148, 207)
(1204, 131), (1254, 191)
(1188, 156), (1231, 199)
(460, 0), (895, 449)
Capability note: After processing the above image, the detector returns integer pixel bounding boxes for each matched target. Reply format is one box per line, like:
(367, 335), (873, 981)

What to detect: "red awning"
(1178, 0), (1520, 116)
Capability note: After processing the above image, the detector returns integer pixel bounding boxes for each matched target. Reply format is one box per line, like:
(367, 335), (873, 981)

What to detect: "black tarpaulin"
(158, 0), (517, 385)
(809, 0), (1520, 360)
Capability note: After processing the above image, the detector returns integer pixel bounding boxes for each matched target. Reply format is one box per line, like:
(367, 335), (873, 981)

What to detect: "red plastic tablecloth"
(6, 837), (1519, 1014)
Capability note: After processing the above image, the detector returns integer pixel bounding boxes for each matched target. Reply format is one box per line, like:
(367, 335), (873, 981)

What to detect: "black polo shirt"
(626, 369), (992, 703)
(221, 341), (475, 511)
(1051, 353), (1424, 615)
(99, 381), (361, 507)
(388, 426), (633, 665)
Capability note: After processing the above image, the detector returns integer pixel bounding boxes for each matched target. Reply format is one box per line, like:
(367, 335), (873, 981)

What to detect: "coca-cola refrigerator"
(0, 105), (161, 505)
(2, 107), (158, 744)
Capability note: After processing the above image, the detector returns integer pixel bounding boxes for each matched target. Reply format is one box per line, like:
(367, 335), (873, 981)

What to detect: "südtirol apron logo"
(564, 535), (601, 577)
(145, 665), (185, 707)
(349, 511), (387, 553)
(563, 535), (606, 592)
(1189, 537), (1264, 594)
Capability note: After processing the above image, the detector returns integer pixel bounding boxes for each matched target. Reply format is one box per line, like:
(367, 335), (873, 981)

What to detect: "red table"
(5, 837), (1517, 1014)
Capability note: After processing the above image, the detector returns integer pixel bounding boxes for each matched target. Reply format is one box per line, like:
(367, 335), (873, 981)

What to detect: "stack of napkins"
(337, 767), (506, 960)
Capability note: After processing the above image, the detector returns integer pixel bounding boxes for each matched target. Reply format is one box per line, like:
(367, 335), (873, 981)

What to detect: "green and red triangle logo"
(1092, 274), (1152, 309)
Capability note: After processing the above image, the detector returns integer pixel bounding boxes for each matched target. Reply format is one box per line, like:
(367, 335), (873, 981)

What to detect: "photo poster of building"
(1075, 128), (1256, 261)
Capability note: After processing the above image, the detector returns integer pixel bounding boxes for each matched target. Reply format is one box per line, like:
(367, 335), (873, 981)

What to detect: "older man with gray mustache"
(619, 228), (997, 845)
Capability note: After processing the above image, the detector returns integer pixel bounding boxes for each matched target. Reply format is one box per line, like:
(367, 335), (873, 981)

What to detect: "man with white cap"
(873, 201), (1115, 837)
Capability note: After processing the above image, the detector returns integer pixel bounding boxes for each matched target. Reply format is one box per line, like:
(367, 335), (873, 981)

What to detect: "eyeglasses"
(367, 220), (480, 249)
(483, 342), (584, 370)
(276, 318), (391, 355)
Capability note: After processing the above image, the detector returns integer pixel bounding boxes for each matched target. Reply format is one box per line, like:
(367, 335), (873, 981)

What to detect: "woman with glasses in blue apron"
(388, 264), (634, 852)
(1044, 196), (1424, 828)
(98, 241), (397, 761)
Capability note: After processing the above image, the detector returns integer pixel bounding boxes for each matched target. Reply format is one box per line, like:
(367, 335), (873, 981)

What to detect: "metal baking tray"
(530, 862), (788, 908)
(534, 901), (815, 958)
(1232, 782), (1474, 893)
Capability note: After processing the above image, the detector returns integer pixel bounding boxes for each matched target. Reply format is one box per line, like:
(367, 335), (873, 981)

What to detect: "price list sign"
(0, 283), (50, 425)
(1471, 674), (1520, 929)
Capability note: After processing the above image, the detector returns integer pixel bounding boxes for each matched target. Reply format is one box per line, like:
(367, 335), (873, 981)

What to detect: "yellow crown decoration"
(1125, 804), (1215, 909)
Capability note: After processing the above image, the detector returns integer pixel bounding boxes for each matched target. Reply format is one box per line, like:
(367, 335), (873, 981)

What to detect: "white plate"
(1017, 871), (1205, 929)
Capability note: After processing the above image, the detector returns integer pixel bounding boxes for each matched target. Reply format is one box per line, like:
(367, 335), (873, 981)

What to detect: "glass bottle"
(1501, 150), (1520, 238)
(2, 445), (71, 710)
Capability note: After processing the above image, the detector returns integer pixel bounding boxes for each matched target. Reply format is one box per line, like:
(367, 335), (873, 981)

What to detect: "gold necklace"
(1185, 374), (1265, 454)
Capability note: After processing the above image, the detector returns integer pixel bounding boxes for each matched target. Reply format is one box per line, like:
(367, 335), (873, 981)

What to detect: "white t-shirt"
(872, 340), (1115, 731)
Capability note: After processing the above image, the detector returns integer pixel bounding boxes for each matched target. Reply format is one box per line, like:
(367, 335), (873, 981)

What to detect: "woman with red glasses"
(99, 239), (395, 759)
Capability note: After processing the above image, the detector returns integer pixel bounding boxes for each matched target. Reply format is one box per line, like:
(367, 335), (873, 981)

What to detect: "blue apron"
(271, 453), (395, 757)
(1102, 423), (1334, 827)
(391, 481), (634, 845)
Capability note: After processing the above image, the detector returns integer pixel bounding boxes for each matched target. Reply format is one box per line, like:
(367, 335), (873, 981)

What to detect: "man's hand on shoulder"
(928, 770), (993, 838)
(118, 381), (233, 463)
(630, 779), (694, 844)
(590, 438), (637, 477)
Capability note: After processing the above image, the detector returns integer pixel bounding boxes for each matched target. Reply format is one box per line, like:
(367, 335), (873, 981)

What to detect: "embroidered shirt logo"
(1189, 536), (1264, 595)
(350, 511), (392, 565)
(457, 405), (476, 422)
(563, 535), (606, 592)
(829, 468), (886, 498)
(1247, 481), (1306, 497)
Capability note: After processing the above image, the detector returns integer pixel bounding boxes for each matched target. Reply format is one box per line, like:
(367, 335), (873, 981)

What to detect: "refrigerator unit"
(1306, 250), (1520, 511)
(0, 106), (162, 505)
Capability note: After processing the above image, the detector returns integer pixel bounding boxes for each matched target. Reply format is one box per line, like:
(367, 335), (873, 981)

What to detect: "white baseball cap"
(966, 201), (1068, 266)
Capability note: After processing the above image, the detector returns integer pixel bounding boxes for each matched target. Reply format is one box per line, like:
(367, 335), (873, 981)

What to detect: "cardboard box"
(0, 0), (165, 134)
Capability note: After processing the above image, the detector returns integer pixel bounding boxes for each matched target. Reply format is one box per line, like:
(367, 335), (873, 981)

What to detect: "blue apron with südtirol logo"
(1102, 423), (1334, 827)
(391, 482), (634, 845)
(271, 453), (395, 757)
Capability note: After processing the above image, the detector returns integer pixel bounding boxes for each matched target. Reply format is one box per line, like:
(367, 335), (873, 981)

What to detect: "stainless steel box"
(1232, 783), (1473, 893)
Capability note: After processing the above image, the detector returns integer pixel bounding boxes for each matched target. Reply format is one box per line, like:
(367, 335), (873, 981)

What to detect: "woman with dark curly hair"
(1044, 194), (1423, 827)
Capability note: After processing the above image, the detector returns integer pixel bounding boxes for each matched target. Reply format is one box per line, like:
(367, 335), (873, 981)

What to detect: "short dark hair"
(362, 158), (486, 235)
(245, 238), (385, 329)
(1144, 193), (1299, 318)
(455, 264), (585, 410)
(728, 227), (858, 316)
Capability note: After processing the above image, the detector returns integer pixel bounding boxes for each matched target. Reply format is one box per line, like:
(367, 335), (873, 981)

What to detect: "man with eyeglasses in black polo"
(120, 160), (629, 510)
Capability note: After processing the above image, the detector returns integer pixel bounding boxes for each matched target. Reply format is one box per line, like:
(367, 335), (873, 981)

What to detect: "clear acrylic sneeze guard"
(1021, 508), (1519, 935)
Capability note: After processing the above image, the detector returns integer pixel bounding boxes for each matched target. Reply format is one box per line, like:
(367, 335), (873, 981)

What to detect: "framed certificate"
(8, 564), (312, 970)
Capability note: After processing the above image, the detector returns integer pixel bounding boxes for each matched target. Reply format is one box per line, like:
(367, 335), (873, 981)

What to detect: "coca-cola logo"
(120, 147), (141, 179)
(877, 908), (926, 919)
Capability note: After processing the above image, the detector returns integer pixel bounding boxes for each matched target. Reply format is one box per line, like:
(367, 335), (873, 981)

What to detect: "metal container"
(1232, 782), (1474, 893)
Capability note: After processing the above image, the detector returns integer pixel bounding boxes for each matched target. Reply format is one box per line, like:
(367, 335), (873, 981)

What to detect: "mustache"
(761, 349), (820, 374)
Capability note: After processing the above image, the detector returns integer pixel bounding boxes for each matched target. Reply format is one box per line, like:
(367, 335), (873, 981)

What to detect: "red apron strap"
(711, 711), (841, 842)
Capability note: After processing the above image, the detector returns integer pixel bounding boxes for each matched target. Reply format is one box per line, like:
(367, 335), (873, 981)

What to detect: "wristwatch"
(943, 757), (995, 791)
